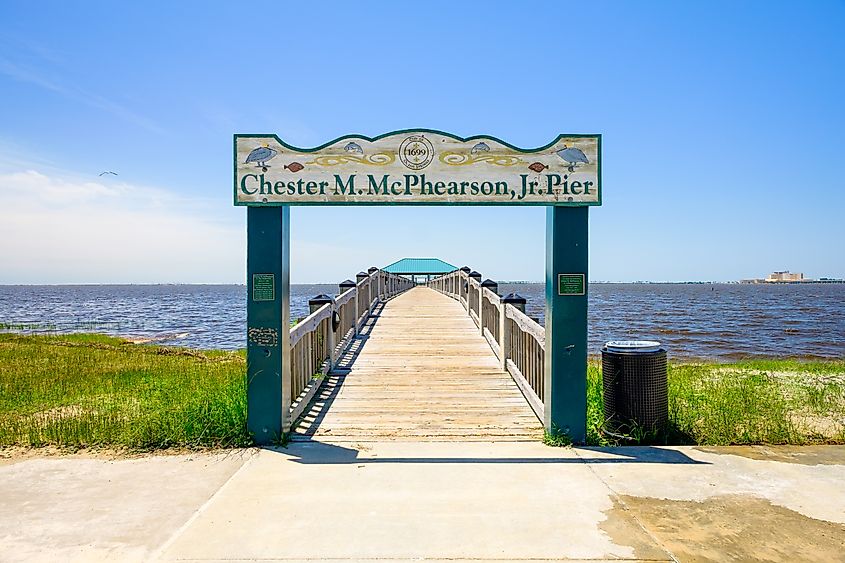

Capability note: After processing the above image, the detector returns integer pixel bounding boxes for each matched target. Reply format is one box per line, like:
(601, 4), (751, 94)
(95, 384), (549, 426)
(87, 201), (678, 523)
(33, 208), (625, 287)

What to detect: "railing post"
(468, 271), (481, 321)
(500, 293), (526, 371)
(309, 294), (335, 368)
(339, 279), (357, 336)
(499, 303), (508, 371)
(481, 279), (497, 335)
(460, 266), (470, 307)
(356, 271), (368, 330)
(368, 267), (379, 303)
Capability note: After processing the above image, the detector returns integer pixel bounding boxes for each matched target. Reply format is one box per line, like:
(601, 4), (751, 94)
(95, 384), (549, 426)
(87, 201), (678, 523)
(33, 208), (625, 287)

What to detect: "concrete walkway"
(2, 443), (844, 562)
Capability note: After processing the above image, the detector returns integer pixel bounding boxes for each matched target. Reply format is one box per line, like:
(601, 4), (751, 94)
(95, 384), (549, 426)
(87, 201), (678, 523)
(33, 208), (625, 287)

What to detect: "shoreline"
(2, 328), (842, 363)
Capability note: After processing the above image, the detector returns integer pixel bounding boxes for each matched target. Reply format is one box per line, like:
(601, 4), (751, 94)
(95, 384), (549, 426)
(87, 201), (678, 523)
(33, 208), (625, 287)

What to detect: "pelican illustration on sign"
(555, 145), (589, 172)
(245, 145), (278, 171)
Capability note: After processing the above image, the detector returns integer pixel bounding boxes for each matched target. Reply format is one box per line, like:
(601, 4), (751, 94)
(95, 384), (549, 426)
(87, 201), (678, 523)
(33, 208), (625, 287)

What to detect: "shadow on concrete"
(265, 441), (707, 465)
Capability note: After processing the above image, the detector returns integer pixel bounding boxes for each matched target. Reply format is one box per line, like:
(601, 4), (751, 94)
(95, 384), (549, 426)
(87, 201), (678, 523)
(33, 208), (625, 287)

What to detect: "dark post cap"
(308, 294), (334, 306)
(468, 271), (482, 280)
(460, 266), (471, 273)
(339, 279), (356, 289)
(368, 267), (378, 274)
(481, 279), (498, 288)
(356, 271), (368, 279)
(502, 292), (527, 304)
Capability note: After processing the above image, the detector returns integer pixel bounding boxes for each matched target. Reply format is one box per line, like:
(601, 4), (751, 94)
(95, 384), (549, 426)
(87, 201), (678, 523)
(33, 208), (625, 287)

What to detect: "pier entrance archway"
(235, 130), (601, 444)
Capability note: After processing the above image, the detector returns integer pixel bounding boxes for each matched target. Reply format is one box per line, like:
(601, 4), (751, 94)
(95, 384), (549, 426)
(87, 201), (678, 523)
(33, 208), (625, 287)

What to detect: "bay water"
(1, 283), (842, 360)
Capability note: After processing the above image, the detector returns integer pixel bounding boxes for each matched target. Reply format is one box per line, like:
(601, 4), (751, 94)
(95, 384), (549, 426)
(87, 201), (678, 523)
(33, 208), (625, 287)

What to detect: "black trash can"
(602, 341), (668, 433)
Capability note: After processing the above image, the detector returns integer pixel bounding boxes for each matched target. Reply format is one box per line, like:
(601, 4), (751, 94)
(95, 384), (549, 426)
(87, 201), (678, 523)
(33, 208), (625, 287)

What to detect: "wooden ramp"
(293, 287), (544, 441)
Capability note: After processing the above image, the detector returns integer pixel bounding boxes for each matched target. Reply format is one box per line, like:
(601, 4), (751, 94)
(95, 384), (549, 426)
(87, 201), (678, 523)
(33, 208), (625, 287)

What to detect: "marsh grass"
(3, 334), (843, 450)
(0, 333), (249, 450)
(586, 358), (845, 446)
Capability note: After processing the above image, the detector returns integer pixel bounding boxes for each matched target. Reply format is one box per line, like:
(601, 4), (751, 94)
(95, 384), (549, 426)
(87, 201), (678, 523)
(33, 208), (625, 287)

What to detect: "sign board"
(235, 130), (600, 206)
(557, 273), (585, 296)
(252, 273), (275, 301)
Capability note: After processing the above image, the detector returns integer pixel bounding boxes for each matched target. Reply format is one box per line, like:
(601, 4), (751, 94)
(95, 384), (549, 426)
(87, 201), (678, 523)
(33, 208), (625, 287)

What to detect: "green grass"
(586, 358), (845, 446)
(0, 322), (55, 330)
(0, 333), (249, 450)
(2, 333), (843, 450)
(542, 427), (573, 447)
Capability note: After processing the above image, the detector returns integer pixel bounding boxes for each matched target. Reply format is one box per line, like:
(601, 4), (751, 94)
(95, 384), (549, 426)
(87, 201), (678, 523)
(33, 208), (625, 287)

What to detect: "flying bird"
(555, 145), (589, 172)
(245, 145), (278, 169)
(98, 171), (118, 177)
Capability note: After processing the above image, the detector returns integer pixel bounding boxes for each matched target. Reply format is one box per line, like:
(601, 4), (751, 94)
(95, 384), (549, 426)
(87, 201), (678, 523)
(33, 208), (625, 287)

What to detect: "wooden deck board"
(292, 286), (543, 442)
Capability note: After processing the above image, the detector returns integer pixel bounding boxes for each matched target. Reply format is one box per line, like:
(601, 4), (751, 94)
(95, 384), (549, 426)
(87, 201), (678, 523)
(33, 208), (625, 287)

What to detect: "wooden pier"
(280, 264), (551, 442)
(293, 287), (543, 441)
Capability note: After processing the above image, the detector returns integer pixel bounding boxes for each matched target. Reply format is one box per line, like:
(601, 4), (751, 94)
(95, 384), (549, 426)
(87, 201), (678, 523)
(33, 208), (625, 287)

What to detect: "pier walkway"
(294, 287), (543, 441)
(272, 263), (549, 441)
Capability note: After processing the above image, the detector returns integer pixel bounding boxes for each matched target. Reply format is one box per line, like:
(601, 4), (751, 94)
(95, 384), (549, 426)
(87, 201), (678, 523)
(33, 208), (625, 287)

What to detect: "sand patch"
(697, 444), (845, 465)
(612, 494), (845, 562)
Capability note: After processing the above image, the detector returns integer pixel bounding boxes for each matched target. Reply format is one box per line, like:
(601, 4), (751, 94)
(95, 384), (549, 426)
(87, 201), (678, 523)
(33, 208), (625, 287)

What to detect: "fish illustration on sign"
(285, 162), (304, 173)
(344, 141), (363, 154)
(245, 145), (278, 170)
(555, 145), (589, 172)
(528, 162), (549, 173)
(470, 142), (490, 155)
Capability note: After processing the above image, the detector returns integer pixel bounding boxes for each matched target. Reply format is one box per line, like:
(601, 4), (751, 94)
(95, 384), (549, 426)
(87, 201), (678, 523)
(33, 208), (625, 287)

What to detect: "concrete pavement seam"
(149, 449), (259, 561)
(153, 558), (680, 561)
(572, 448), (679, 563)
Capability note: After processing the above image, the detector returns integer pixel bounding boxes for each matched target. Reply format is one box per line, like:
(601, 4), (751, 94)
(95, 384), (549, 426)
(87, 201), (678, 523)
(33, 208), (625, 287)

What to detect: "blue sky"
(1, 1), (843, 283)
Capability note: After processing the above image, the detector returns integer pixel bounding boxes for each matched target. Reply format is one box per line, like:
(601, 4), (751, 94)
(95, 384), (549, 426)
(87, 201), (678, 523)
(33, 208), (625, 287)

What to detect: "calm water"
(0, 283), (843, 360)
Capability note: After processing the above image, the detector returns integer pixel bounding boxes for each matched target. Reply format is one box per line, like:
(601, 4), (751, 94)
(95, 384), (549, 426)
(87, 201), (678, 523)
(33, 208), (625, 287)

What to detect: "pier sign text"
(235, 130), (601, 206)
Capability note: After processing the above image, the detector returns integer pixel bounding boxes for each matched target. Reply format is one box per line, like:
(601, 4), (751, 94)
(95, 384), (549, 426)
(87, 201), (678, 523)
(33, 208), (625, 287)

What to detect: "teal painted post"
(544, 206), (588, 443)
(246, 206), (291, 445)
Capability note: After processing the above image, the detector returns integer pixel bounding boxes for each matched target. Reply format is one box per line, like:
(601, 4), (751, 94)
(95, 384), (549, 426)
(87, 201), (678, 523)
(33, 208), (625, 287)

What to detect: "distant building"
(766, 271), (804, 282)
(741, 272), (842, 284)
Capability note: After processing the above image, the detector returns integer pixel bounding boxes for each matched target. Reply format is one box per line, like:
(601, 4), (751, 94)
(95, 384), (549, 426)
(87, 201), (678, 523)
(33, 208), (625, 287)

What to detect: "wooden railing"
(288, 268), (415, 422)
(428, 269), (545, 420)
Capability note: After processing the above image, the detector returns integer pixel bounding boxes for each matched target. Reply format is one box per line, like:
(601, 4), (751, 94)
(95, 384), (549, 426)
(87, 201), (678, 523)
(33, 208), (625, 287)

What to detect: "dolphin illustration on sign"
(471, 142), (490, 155)
(343, 142), (364, 154)
(245, 145), (278, 170)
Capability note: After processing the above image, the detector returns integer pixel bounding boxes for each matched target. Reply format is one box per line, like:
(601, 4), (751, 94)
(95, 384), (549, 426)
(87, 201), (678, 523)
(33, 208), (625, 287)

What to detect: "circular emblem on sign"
(398, 135), (434, 170)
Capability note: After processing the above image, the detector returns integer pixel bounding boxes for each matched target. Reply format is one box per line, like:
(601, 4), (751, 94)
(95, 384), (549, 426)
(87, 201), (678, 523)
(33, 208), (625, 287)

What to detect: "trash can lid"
(605, 340), (662, 353)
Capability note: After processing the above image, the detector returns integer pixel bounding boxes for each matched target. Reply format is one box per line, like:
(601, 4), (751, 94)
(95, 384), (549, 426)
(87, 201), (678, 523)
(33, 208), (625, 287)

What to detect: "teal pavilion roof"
(383, 258), (457, 275)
